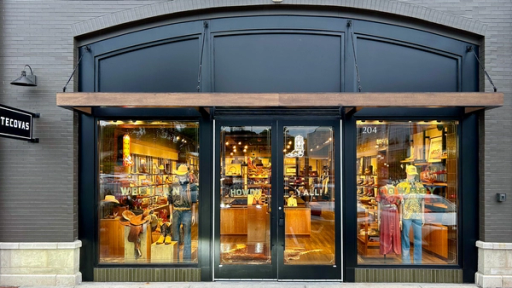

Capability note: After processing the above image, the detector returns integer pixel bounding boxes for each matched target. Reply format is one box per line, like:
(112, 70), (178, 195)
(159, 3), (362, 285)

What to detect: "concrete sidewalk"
(19, 282), (479, 288)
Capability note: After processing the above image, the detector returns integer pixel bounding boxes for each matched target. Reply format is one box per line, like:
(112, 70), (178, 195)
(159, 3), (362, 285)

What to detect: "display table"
(151, 241), (178, 262)
(124, 223), (151, 260)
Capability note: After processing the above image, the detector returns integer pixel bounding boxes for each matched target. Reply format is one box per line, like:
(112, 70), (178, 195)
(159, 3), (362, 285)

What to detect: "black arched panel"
(356, 37), (459, 92)
(98, 38), (200, 92)
(213, 32), (343, 92)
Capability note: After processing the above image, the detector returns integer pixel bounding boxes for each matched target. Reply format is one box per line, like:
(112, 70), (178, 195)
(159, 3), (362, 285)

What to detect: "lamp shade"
(11, 65), (37, 87)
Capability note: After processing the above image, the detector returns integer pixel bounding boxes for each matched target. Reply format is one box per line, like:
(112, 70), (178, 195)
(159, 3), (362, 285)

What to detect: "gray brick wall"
(0, 0), (158, 242)
(401, 0), (512, 243)
(1, 0), (510, 244)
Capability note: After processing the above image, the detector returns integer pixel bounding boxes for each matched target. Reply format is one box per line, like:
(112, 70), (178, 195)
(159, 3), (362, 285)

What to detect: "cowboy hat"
(174, 164), (188, 175)
(406, 165), (418, 175)
(102, 195), (119, 204)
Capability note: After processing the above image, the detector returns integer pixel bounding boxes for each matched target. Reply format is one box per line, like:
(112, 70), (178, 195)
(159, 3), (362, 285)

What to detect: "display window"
(98, 120), (199, 264)
(356, 120), (458, 265)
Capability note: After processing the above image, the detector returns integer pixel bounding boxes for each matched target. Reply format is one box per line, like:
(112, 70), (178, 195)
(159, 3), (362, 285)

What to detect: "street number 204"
(361, 127), (377, 134)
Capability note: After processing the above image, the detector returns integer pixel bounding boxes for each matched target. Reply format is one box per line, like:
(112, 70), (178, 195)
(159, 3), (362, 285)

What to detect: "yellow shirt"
(396, 181), (426, 220)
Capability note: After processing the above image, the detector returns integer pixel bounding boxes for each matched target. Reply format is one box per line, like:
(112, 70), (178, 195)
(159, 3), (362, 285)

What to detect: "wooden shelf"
(422, 182), (448, 187)
(357, 210), (380, 256)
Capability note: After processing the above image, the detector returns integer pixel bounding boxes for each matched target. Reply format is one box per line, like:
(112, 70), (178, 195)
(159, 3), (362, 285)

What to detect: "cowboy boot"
(165, 222), (172, 245)
(156, 223), (166, 245)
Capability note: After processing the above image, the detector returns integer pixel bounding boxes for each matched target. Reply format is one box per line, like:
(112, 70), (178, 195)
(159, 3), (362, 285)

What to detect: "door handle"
(279, 214), (285, 227)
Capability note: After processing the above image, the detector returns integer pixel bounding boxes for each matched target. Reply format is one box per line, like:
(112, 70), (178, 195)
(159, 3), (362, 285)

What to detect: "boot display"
(164, 222), (172, 245)
(156, 222), (166, 245)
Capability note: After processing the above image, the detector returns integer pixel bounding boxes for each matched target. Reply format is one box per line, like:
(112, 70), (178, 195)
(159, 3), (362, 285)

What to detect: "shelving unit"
(356, 142), (384, 255)
(357, 209), (380, 256)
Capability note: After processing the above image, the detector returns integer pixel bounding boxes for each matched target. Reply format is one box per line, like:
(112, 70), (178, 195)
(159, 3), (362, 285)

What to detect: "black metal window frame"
(78, 107), (213, 280)
(342, 107), (479, 283)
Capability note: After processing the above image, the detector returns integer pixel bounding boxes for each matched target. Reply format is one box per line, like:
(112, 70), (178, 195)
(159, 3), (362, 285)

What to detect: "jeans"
(401, 218), (422, 264)
(172, 210), (192, 261)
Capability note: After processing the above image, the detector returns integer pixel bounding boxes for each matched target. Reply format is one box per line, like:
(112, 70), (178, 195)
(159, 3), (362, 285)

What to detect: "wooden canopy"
(56, 92), (504, 114)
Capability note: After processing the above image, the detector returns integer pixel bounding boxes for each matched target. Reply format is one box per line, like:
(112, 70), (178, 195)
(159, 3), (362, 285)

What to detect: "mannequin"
(377, 183), (401, 257)
(168, 164), (197, 261)
(396, 165), (425, 264)
(322, 166), (330, 197)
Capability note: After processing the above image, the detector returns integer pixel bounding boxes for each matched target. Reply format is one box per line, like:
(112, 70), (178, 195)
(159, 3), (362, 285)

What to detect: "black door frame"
(213, 115), (342, 280)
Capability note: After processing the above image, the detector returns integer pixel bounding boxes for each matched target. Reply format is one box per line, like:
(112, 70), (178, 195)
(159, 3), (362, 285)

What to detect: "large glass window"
(356, 120), (458, 265)
(98, 120), (199, 264)
(219, 126), (272, 265)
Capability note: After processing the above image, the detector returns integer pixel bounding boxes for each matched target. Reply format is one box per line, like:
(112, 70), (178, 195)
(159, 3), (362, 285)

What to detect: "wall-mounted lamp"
(11, 65), (37, 87)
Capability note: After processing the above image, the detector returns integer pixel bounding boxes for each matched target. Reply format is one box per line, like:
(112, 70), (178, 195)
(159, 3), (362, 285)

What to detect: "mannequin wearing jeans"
(397, 165), (425, 264)
(168, 164), (197, 262)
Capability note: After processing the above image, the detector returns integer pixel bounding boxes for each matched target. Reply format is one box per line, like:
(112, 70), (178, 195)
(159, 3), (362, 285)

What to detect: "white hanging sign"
(286, 135), (304, 158)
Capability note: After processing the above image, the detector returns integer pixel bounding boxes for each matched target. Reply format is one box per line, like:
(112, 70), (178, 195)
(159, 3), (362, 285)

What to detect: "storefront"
(55, 7), (504, 284)
(58, 93), (502, 283)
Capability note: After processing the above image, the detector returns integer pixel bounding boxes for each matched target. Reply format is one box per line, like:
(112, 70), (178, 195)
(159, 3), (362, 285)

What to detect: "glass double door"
(214, 119), (341, 280)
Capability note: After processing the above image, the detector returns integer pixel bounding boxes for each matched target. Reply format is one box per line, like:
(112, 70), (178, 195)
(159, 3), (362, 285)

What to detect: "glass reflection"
(356, 120), (458, 265)
(220, 126), (271, 265)
(283, 126), (335, 265)
(98, 120), (199, 264)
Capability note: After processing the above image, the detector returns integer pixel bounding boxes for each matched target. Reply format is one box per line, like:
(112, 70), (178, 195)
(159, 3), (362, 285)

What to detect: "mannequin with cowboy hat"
(396, 164), (426, 264)
(167, 164), (198, 261)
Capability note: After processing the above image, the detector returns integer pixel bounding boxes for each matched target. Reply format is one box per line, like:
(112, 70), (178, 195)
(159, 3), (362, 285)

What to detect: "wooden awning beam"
(56, 92), (503, 114)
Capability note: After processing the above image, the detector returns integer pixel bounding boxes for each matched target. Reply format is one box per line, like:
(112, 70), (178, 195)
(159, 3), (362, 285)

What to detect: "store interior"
(219, 126), (336, 265)
(356, 120), (458, 265)
(98, 120), (200, 264)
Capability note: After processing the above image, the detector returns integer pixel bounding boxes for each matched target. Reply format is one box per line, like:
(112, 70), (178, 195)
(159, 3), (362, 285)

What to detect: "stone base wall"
(0, 240), (81, 286)
(476, 240), (512, 288)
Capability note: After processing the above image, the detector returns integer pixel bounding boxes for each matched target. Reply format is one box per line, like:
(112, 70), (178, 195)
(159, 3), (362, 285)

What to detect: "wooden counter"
(220, 207), (248, 235)
(247, 205), (269, 242)
(99, 218), (125, 258)
(220, 204), (269, 238)
(220, 205), (311, 237)
(284, 207), (311, 236)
